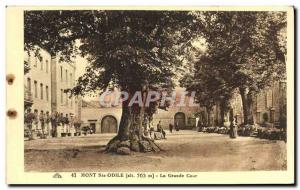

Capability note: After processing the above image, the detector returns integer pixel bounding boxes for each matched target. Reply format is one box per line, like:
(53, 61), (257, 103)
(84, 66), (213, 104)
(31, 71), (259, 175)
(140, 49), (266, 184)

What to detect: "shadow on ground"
(24, 130), (287, 172)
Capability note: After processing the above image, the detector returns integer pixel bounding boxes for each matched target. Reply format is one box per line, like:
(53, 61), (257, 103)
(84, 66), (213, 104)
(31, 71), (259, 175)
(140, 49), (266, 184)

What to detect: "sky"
(74, 55), (88, 80)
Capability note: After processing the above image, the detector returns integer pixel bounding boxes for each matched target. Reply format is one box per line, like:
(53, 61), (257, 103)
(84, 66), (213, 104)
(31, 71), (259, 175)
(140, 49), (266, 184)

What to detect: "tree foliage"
(197, 11), (287, 91)
(181, 11), (287, 125)
(25, 10), (198, 94)
(25, 10), (199, 152)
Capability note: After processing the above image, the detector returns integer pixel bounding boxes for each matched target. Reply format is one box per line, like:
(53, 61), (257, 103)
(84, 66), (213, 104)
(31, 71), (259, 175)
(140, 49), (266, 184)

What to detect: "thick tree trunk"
(117, 101), (143, 141)
(206, 107), (212, 127)
(239, 87), (254, 125)
(106, 91), (161, 155)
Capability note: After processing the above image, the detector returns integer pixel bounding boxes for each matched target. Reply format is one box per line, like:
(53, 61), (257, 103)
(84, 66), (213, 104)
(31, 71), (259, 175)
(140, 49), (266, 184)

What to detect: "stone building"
(79, 87), (202, 133)
(24, 48), (78, 117)
(51, 56), (77, 116)
(203, 81), (287, 128)
(152, 87), (202, 130)
(254, 81), (287, 127)
(80, 100), (122, 134)
(24, 49), (52, 114)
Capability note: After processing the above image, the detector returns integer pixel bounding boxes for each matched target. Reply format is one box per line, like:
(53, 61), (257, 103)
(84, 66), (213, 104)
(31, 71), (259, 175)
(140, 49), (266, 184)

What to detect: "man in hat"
(51, 111), (58, 137)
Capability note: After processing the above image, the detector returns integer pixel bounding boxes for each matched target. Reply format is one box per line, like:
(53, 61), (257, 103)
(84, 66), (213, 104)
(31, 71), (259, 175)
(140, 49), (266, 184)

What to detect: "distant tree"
(181, 55), (234, 127)
(25, 10), (198, 153)
(196, 11), (287, 125)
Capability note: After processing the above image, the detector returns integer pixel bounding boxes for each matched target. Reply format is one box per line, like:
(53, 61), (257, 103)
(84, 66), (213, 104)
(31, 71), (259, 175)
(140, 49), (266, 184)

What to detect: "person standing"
(229, 116), (238, 139)
(65, 114), (70, 134)
(33, 109), (39, 131)
(59, 113), (65, 134)
(74, 116), (81, 136)
(70, 114), (74, 135)
(39, 110), (45, 138)
(157, 121), (166, 139)
(45, 111), (51, 136)
(50, 112), (57, 137)
(25, 108), (35, 140)
(169, 123), (173, 133)
(197, 119), (203, 132)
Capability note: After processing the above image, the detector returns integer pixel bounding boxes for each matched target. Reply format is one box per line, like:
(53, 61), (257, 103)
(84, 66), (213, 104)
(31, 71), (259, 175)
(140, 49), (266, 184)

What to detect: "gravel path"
(24, 130), (287, 172)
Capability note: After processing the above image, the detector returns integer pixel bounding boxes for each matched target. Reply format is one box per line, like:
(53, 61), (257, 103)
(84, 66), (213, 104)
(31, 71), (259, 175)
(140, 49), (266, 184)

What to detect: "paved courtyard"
(24, 130), (287, 172)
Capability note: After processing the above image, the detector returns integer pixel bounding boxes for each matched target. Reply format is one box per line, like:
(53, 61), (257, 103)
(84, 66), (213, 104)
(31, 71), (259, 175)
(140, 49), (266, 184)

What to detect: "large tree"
(181, 54), (235, 127)
(25, 10), (198, 153)
(195, 11), (287, 125)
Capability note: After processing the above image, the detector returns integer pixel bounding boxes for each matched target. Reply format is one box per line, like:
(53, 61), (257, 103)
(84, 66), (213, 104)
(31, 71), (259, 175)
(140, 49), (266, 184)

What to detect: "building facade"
(80, 100), (122, 134)
(51, 57), (77, 116)
(79, 87), (202, 133)
(254, 81), (287, 127)
(152, 88), (202, 130)
(24, 49), (52, 114)
(203, 81), (287, 128)
(24, 48), (77, 117)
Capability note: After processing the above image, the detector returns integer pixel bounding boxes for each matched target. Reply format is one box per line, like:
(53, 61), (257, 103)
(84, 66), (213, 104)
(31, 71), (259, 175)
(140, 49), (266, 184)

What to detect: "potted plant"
(81, 126), (90, 136)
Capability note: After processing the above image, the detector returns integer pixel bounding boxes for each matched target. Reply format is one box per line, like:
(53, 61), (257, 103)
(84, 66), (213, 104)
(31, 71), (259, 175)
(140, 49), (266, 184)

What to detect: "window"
(61, 89), (63, 104)
(27, 78), (31, 91)
(40, 83), (43, 100)
(46, 60), (49, 73)
(34, 81), (37, 98)
(71, 97), (73, 108)
(60, 66), (63, 81)
(66, 69), (68, 83)
(40, 57), (43, 70)
(89, 123), (96, 134)
(46, 86), (49, 101)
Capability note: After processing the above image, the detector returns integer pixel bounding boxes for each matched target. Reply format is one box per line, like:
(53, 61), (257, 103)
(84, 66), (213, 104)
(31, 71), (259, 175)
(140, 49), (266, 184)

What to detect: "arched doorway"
(101, 115), (118, 133)
(174, 112), (186, 129)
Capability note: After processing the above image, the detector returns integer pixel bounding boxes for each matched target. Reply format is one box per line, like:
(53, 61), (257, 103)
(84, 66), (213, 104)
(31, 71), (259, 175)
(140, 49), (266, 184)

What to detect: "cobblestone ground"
(24, 130), (287, 172)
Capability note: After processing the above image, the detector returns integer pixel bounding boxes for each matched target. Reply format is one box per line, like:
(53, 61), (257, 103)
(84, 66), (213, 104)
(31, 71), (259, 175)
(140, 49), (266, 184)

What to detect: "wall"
(80, 87), (202, 132)
(24, 49), (52, 114)
(254, 81), (286, 126)
(203, 81), (286, 127)
(152, 106), (201, 130)
(53, 57), (77, 116)
(81, 106), (122, 133)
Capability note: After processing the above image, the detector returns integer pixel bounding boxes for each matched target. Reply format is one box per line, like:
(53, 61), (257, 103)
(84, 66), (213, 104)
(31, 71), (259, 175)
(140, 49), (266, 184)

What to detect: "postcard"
(6, 6), (294, 184)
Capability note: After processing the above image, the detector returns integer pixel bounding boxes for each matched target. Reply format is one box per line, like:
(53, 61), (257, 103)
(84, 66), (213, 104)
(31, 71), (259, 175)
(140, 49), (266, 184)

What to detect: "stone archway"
(174, 112), (186, 129)
(101, 115), (118, 133)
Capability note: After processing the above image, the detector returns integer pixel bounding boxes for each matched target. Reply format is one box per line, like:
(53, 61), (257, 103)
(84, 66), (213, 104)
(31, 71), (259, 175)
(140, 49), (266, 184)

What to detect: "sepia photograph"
(5, 6), (294, 184)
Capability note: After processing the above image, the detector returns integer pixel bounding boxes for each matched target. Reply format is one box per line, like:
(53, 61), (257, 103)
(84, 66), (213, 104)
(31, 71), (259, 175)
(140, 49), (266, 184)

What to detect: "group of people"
(144, 120), (175, 140)
(24, 108), (81, 140)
